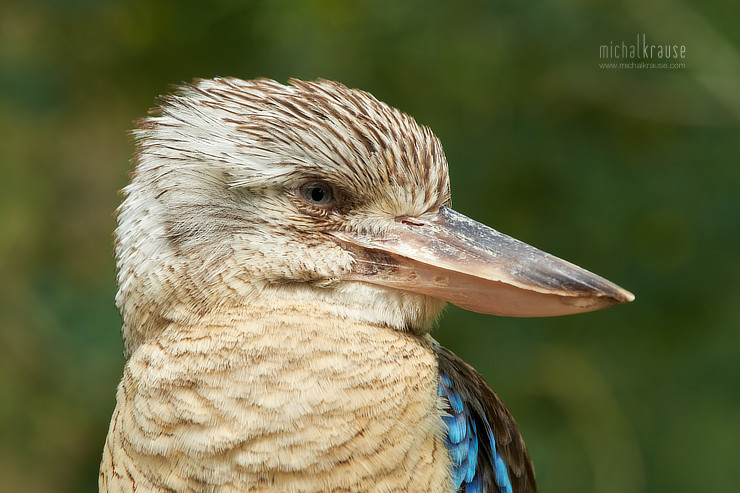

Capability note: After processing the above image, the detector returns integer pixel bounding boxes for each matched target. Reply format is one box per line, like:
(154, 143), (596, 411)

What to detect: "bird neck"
(119, 278), (444, 358)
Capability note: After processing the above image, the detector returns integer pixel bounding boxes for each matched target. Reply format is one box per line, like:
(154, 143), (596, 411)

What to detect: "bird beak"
(330, 206), (634, 317)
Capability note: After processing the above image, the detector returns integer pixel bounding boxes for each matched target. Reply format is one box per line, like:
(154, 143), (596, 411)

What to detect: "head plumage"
(133, 78), (450, 219)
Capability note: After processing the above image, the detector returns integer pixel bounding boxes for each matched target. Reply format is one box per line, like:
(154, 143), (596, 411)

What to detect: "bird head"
(116, 78), (633, 356)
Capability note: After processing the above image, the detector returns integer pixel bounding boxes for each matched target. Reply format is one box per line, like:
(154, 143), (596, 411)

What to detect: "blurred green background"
(1, 0), (738, 492)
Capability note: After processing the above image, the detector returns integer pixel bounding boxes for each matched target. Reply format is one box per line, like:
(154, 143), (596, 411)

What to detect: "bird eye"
(299, 181), (334, 206)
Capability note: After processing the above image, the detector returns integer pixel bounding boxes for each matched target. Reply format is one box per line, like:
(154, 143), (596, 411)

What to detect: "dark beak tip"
(599, 280), (636, 305)
(558, 265), (635, 306)
(566, 285), (635, 311)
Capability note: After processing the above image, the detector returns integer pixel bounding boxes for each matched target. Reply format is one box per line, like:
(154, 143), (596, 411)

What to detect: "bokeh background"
(1, 1), (738, 492)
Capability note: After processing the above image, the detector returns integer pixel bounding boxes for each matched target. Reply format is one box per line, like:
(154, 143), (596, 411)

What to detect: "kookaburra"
(100, 77), (633, 492)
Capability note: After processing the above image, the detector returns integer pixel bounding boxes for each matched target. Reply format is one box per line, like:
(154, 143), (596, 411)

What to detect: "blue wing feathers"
(435, 343), (537, 493)
(439, 368), (511, 492)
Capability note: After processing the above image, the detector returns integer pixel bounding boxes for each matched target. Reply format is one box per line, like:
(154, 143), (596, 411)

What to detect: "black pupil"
(311, 187), (324, 202)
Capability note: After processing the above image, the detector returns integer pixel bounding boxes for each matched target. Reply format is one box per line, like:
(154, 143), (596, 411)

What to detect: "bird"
(100, 77), (633, 492)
